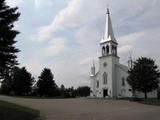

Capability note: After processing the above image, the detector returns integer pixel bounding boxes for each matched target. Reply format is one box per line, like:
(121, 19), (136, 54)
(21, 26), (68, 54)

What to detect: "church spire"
(100, 8), (118, 57)
(101, 7), (116, 44)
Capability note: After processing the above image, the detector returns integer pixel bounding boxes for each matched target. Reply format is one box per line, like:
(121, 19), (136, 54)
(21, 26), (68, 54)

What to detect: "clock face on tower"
(103, 62), (107, 67)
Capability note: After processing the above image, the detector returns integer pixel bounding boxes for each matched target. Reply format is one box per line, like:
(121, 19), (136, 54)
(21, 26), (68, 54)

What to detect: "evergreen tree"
(37, 68), (57, 97)
(76, 86), (90, 97)
(11, 67), (34, 95)
(60, 84), (65, 97)
(127, 57), (160, 99)
(0, 0), (20, 85)
(0, 74), (11, 94)
(67, 86), (76, 98)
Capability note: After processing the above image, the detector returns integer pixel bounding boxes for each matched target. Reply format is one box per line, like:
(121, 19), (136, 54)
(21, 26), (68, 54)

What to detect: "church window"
(103, 72), (107, 84)
(96, 81), (99, 88)
(102, 46), (105, 56)
(122, 77), (125, 86)
(103, 62), (107, 67)
(106, 45), (109, 54)
(112, 45), (115, 55)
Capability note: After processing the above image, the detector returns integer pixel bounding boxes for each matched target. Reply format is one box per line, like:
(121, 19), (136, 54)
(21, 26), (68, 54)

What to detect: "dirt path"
(0, 95), (160, 120)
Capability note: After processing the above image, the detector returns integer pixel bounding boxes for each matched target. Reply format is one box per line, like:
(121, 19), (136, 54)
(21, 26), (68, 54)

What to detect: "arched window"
(106, 45), (109, 54)
(122, 77), (125, 86)
(112, 45), (115, 55)
(96, 81), (99, 88)
(102, 46), (105, 56)
(103, 72), (107, 84)
(115, 47), (117, 55)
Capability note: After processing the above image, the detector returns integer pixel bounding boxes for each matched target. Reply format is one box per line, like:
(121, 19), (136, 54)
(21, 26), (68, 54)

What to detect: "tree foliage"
(36, 68), (57, 96)
(0, 0), (20, 79)
(76, 86), (90, 97)
(11, 67), (34, 95)
(59, 84), (65, 97)
(127, 57), (160, 99)
(0, 75), (12, 94)
(1, 67), (34, 95)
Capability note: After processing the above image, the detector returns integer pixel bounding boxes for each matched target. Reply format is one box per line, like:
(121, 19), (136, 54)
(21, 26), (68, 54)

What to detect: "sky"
(6, 0), (160, 88)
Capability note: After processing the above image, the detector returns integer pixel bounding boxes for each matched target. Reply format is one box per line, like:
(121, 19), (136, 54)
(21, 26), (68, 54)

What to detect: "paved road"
(0, 95), (160, 120)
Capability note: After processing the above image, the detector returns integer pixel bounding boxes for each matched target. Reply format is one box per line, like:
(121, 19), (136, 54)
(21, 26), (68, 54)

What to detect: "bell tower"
(100, 8), (118, 57)
(98, 8), (119, 98)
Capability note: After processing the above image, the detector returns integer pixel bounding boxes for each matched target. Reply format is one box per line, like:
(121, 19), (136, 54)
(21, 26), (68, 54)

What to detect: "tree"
(11, 67), (34, 95)
(0, 0), (20, 94)
(0, 75), (12, 94)
(59, 84), (65, 97)
(76, 86), (90, 97)
(63, 86), (76, 98)
(37, 68), (57, 97)
(127, 57), (160, 99)
(0, 0), (20, 79)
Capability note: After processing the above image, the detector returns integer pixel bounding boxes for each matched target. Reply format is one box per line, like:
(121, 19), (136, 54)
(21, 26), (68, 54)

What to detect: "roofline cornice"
(100, 40), (118, 45)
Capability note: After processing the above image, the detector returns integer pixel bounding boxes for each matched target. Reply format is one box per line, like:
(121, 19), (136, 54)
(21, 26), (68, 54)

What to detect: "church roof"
(100, 8), (117, 44)
(116, 64), (128, 72)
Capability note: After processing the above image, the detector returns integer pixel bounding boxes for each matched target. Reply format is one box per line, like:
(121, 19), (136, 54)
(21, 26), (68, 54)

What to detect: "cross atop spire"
(100, 7), (117, 44)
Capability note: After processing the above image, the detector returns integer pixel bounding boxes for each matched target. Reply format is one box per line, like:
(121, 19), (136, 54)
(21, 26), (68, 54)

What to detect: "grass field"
(117, 97), (160, 106)
(141, 99), (160, 106)
(0, 100), (40, 120)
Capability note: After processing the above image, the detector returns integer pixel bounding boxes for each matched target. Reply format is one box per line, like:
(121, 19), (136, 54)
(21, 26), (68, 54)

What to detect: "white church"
(90, 8), (157, 98)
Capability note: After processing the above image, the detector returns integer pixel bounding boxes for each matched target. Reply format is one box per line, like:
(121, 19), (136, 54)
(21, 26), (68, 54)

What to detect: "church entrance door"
(103, 89), (108, 98)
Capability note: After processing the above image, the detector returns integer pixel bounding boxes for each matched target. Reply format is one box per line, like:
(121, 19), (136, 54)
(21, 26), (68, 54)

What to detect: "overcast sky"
(6, 0), (160, 88)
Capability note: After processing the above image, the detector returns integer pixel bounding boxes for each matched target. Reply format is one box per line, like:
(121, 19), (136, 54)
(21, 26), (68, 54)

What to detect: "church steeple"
(100, 8), (118, 57)
(101, 8), (117, 44)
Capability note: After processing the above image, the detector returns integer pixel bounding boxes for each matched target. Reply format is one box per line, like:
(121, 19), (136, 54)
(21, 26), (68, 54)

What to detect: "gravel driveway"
(0, 95), (160, 120)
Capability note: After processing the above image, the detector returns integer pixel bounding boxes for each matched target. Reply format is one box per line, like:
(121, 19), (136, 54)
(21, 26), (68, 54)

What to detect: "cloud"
(6, 0), (22, 7)
(119, 31), (145, 46)
(23, 59), (43, 76)
(44, 38), (66, 56)
(35, 0), (104, 41)
(34, 0), (54, 9)
(35, 0), (81, 41)
(75, 25), (101, 46)
(118, 45), (132, 55)
(117, 27), (160, 65)
(17, 0), (160, 88)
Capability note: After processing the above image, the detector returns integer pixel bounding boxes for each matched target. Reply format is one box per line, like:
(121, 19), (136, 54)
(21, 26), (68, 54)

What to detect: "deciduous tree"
(127, 57), (160, 99)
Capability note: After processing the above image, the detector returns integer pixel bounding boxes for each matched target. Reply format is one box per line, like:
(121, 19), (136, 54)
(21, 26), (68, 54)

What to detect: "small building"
(90, 8), (157, 98)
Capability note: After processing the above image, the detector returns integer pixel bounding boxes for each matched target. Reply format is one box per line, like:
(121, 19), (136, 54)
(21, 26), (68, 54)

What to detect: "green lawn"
(141, 99), (160, 106)
(0, 100), (40, 120)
